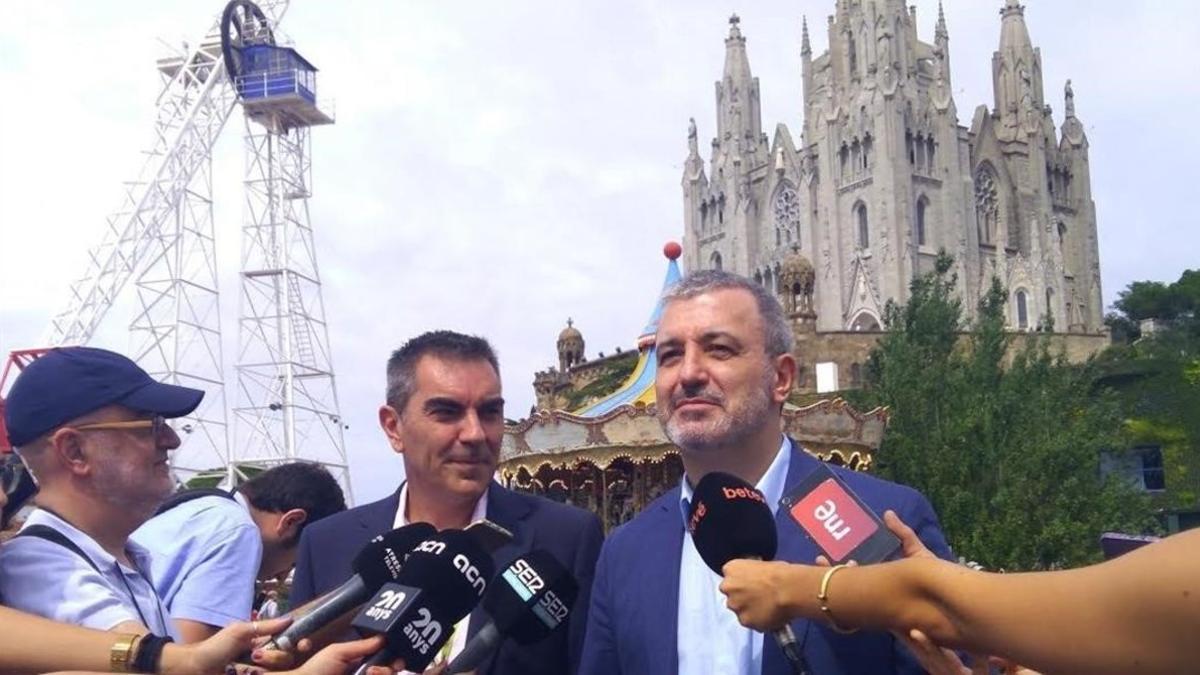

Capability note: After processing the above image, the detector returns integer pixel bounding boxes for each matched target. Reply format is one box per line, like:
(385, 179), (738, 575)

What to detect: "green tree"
(852, 252), (1154, 570)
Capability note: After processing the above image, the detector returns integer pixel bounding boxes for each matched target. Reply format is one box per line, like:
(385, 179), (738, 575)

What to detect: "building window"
(1016, 290), (1029, 330)
(816, 362), (840, 393)
(710, 251), (723, 271)
(975, 164), (998, 246)
(1103, 446), (1165, 492)
(855, 202), (869, 248)
(773, 186), (801, 249)
(916, 198), (928, 247)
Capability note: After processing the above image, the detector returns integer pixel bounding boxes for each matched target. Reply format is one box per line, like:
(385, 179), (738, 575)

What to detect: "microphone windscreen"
(688, 471), (777, 574)
(488, 549), (579, 645)
(397, 529), (496, 622)
(352, 522), (437, 590)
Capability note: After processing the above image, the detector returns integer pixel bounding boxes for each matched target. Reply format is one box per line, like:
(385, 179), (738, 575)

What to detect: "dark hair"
(662, 269), (795, 356)
(386, 330), (500, 411)
(238, 462), (346, 535)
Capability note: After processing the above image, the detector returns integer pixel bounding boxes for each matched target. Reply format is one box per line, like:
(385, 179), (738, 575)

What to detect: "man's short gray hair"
(661, 269), (795, 356)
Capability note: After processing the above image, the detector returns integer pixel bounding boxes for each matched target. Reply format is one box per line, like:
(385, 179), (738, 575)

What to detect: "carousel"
(500, 243), (888, 531)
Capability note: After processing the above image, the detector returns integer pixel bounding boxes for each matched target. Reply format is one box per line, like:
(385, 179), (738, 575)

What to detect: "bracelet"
(132, 634), (175, 674)
(109, 633), (140, 672)
(817, 564), (860, 634)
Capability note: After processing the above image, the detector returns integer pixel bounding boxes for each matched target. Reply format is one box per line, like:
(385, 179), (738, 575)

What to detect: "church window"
(839, 144), (849, 181)
(776, 228), (782, 246)
(848, 32), (858, 77)
(699, 201), (708, 231)
(1045, 288), (1055, 327)
(926, 137), (935, 171)
(1057, 221), (1067, 247)
(754, 270), (763, 285)
(710, 251), (723, 271)
(862, 135), (872, 171)
(851, 141), (861, 177)
(773, 186), (802, 249)
(907, 131), (915, 165)
(914, 135), (926, 171)
(718, 194), (726, 225)
(916, 197), (928, 247)
(764, 267), (774, 294)
(1016, 290), (1029, 330)
(855, 202), (870, 248)
(974, 164), (999, 246)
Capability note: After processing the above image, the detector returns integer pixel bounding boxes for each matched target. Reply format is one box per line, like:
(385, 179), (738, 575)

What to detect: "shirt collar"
(393, 482), (489, 529)
(24, 507), (154, 571)
(679, 436), (792, 526)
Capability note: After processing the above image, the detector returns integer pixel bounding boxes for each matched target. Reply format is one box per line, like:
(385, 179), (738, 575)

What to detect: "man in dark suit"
(579, 270), (953, 675)
(292, 331), (604, 675)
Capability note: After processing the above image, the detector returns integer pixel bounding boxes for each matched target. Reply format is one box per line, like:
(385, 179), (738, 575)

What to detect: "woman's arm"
(721, 529), (1200, 675)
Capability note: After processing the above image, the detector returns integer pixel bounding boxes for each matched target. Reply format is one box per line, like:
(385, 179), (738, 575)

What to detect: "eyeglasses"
(1, 454), (28, 494)
(71, 415), (174, 439)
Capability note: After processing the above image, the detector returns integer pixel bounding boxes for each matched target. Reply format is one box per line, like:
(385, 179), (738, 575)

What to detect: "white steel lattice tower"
(41, 1), (353, 498)
(230, 40), (351, 497)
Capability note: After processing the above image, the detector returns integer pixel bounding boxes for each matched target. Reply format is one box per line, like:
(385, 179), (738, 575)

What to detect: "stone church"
(682, 0), (1103, 336)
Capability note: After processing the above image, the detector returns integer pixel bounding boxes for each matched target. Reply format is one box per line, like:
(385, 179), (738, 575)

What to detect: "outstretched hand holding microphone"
(686, 471), (811, 675)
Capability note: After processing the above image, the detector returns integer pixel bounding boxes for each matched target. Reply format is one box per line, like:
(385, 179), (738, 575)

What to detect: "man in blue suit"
(292, 331), (604, 675)
(579, 271), (952, 675)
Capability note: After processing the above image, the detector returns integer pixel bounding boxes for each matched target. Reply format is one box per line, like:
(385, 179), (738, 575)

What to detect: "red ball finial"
(663, 241), (682, 260)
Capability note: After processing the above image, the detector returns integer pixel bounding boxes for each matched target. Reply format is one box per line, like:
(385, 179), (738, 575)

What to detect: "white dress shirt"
(392, 482), (488, 673)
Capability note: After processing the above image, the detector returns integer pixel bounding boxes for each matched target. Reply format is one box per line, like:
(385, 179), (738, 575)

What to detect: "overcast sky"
(2, 1), (1197, 503)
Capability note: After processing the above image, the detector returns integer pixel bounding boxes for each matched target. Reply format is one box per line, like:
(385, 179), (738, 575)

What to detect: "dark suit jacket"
(579, 441), (953, 675)
(292, 481), (604, 675)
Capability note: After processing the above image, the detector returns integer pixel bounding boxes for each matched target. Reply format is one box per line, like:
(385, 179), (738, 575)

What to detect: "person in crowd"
(721, 520), (1198, 675)
(133, 462), (345, 641)
(0, 467), (393, 675)
(258, 590), (282, 620)
(292, 330), (604, 674)
(0, 346), (204, 638)
(579, 270), (953, 675)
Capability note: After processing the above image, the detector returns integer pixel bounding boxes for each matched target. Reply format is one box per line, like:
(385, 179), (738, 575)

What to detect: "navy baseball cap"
(3, 346), (205, 448)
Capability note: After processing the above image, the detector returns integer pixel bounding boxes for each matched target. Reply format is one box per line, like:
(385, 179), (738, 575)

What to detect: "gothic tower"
(682, 0), (1103, 334)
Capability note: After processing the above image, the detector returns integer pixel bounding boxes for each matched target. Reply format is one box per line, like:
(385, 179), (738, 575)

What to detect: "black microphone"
(688, 472), (810, 675)
(445, 549), (580, 674)
(269, 522), (436, 651)
(350, 529), (495, 674)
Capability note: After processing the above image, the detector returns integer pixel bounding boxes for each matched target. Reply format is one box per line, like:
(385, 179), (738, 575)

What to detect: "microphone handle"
(445, 621), (501, 674)
(272, 576), (368, 651)
(773, 624), (810, 675)
(351, 647), (395, 675)
(744, 556), (810, 675)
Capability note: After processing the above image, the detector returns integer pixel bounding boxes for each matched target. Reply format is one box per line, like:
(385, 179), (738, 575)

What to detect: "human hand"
(164, 618), (292, 675)
(901, 628), (1042, 675)
(288, 636), (404, 675)
(883, 509), (936, 560)
(719, 559), (798, 631)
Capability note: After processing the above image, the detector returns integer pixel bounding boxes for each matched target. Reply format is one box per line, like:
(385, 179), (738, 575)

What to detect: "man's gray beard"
(660, 376), (775, 455)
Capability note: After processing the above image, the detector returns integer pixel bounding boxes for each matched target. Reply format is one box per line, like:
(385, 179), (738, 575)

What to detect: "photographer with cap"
(0, 346), (203, 639)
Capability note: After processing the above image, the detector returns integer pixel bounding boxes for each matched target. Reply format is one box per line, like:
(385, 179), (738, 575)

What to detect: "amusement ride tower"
(27, 0), (350, 497)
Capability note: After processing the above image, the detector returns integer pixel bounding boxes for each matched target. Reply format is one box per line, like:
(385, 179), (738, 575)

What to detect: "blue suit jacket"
(579, 442), (952, 675)
(292, 481), (604, 675)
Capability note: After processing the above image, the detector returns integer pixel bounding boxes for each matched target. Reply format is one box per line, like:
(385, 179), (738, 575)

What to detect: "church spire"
(935, 0), (948, 42)
(992, 0), (1044, 133)
(715, 14), (764, 158)
(801, 16), (811, 56)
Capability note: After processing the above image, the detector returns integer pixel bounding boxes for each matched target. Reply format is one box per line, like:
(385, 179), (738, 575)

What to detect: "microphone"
(445, 549), (580, 674)
(269, 522), (437, 652)
(350, 529), (495, 674)
(688, 472), (809, 675)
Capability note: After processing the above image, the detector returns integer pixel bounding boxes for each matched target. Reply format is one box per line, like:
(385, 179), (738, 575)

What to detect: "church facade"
(682, 0), (1103, 335)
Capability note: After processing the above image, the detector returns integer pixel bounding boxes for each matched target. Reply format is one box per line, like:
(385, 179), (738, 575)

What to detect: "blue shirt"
(0, 509), (180, 639)
(132, 493), (262, 628)
(677, 437), (791, 675)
